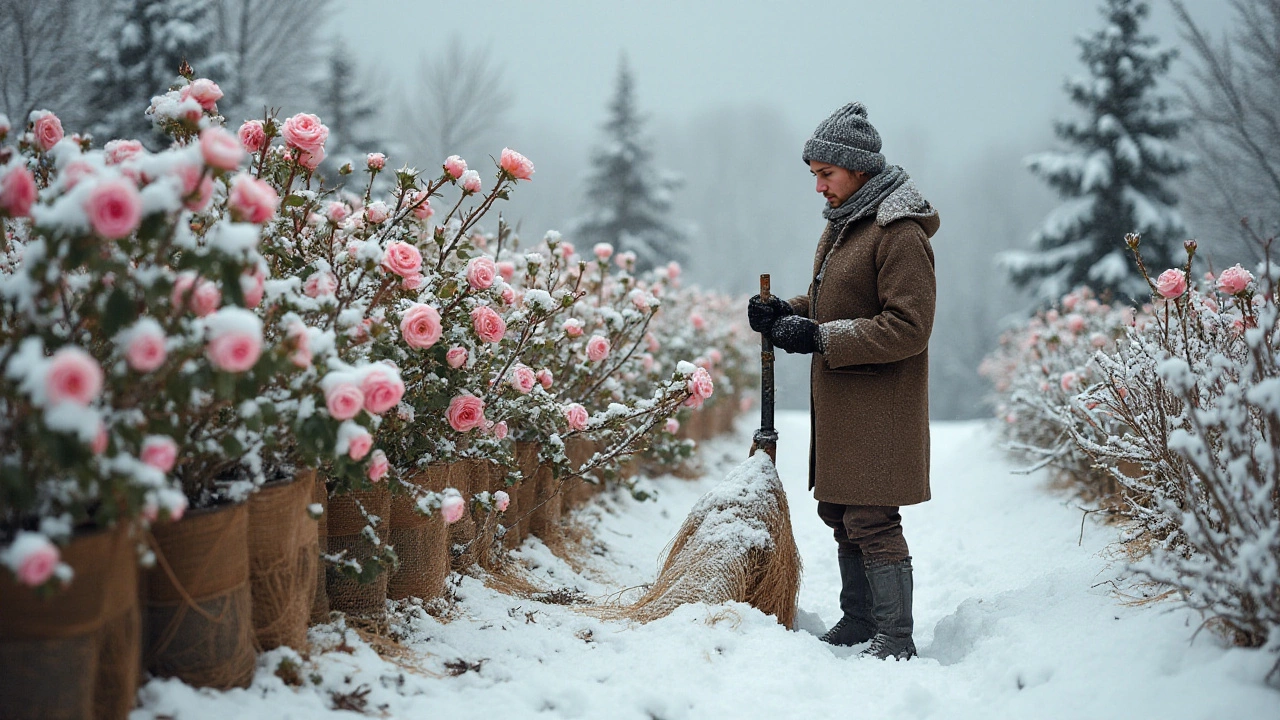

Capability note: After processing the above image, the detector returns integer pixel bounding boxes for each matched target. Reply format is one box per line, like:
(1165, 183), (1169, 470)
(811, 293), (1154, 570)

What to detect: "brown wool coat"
(788, 183), (940, 507)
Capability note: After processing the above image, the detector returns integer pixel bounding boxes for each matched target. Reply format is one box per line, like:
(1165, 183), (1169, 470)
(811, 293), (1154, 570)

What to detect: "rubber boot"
(858, 558), (916, 660)
(819, 552), (876, 646)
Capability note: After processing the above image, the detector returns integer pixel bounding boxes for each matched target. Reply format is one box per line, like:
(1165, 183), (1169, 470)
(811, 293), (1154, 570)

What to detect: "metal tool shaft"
(752, 274), (778, 461)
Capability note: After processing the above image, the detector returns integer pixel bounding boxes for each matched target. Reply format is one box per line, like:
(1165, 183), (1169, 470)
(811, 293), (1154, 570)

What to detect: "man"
(748, 101), (938, 661)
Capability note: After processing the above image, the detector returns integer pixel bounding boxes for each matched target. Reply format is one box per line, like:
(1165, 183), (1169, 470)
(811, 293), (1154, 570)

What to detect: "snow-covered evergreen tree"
(574, 56), (687, 273)
(1001, 0), (1190, 304)
(314, 40), (383, 179)
(86, 0), (230, 147)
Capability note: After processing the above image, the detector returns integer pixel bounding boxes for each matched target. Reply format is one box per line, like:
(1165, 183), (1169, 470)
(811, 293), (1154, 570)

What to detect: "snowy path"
(135, 413), (1278, 720)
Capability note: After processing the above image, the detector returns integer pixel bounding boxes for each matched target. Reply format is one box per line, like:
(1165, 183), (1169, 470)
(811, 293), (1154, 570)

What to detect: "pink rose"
(447, 393), (486, 432)
(296, 146), (325, 170)
(499, 147), (534, 180)
(185, 78), (223, 110)
(171, 273), (221, 317)
(510, 364), (536, 394)
(240, 267), (265, 308)
(471, 305), (506, 344)
(630, 290), (651, 311)
(325, 382), (365, 420)
(287, 322), (311, 368)
(493, 490), (510, 512)
(690, 313), (706, 331)
(615, 251), (636, 269)
(496, 261), (515, 281)
(360, 365), (405, 414)
(501, 285), (517, 306)
(303, 271), (338, 298)
(465, 256), (498, 290)
(176, 163), (214, 212)
(493, 421), (508, 440)
(688, 367), (714, 400)
(666, 261), (681, 279)
(281, 112), (329, 154)
(367, 449), (389, 482)
(400, 304), (443, 349)
(32, 111), (63, 151)
(381, 241), (423, 278)
(441, 493), (466, 524)
(365, 201), (389, 224)
(140, 435), (178, 472)
(228, 174), (279, 224)
(563, 318), (584, 338)
(593, 243), (614, 261)
(6, 533), (60, 587)
(563, 403), (589, 431)
(0, 165), (37, 218)
(1155, 269), (1187, 299)
(206, 330), (262, 373)
(709, 349), (723, 364)
(1065, 314), (1086, 333)
(124, 323), (167, 373)
(104, 139), (144, 165)
(1060, 371), (1079, 391)
(348, 428), (373, 461)
(199, 127), (244, 171)
(642, 354), (655, 372)
(238, 120), (266, 153)
(665, 418), (680, 434)
(446, 346), (468, 369)
(46, 346), (103, 406)
(443, 155), (467, 179)
(402, 272), (425, 291)
(586, 335), (610, 363)
(1217, 264), (1253, 296)
(85, 179), (142, 239)
(536, 368), (553, 389)
(366, 152), (386, 170)
(326, 201), (349, 223)
(460, 169), (482, 194)
(410, 190), (433, 220)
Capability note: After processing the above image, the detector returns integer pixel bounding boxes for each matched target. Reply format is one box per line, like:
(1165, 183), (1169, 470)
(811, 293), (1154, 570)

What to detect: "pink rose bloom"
(400, 303), (443, 349)
(615, 251), (636, 269)
(199, 127), (244, 170)
(443, 155), (467, 179)
(176, 163), (214, 212)
(171, 273), (221, 317)
(325, 382), (365, 420)
(360, 365), (405, 414)
(499, 147), (534, 180)
(348, 428), (373, 460)
(536, 368), (553, 389)
(1155, 269), (1187, 299)
(238, 120), (266, 153)
(365, 201), (389, 224)
(471, 305), (507, 344)
(326, 201), (349, 223)
(240, 267), (265, 308)
(0, 165), (37, 218)
(510, 364), (537, 394)
(228, 174), (279, 224)
(688, 367), (715, 400)
(1217, 264), (1253, 295)
(493, 421), (508, 440)
(586, 335), (610, 362)
(493, 490), (510, 512)
(401, 271), (424, 290)
(460, 169), (482, 194)
(1061, 292), (1080, 311)
(496, 261), (515, 281)
(381, 241), (423, 278)
(1060, 371), (1079, 391)
(185, 78), (223, 110)
(645, 332), (660, 353)
(593, 243), (614, 261)
(709, 349), (723, 364)
(563, 402), (589, 431)
(1065, 314), (1086, 333)
(140, 435), (178, 472)
(125, 323), (167, 373)
(366, 152), (386, 170)
(501, 285), (517, 306)
(465, 256), (498, 290)
(300, 146), (326, 170)
(630, 290), (650, 311)
(104, 139), (144, 165)
(690, 313), (706, 331)
(447, 393), (487, 432)
(281, 112), (329, 154)
(563, 318), (584, 338)
(6, 533), (60, 587)
(642, 353), (655, 372)
(666, 261), (681, 279)
(665, 418), (680, 434)
(287, 322), (311, 368)
(1090, 332), (1108, 348)
(91, 422), (109, 454)
(410, 190), (434, 220)
(206, 330), (262, 373)
(32, 111), (63, 151)
(367, 449), (389, 482)
(441, 493), (466, 524)
(446, 346), (468, 369)
(46, 346), (103, 406)
(303, 271), (338, 298)
(85, 179), (142, 239)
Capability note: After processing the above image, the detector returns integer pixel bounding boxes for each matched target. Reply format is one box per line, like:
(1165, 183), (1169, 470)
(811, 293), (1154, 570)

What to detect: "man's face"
(810, 161), (869, 208)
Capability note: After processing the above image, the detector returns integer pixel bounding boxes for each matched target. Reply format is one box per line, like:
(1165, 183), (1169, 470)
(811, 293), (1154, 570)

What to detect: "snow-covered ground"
(133, 412), (1279, 719)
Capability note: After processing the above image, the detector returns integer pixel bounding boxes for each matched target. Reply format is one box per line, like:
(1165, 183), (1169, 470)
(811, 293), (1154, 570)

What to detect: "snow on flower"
(171, 272), (221, 317)
(466, 256), (498, 290)
(104, 139), (144, 165)
(204, 307), (264, 373)
(471, 305), (506, 344)
(238, 120), (266, 153)
(227, 174), (279, 224)
(31, 110), (63, 151)
(510, 364), (537, 394)
(0, 165), (37, 218)
(460, 169), (482, 194)
(1216, 265), (1253, 296)
(2, 532), (61, 587)
(121, 318), (167, 373)
(499, 147), (535, 180)
(281, 112), (329, 154)
(184, 78), (223, 111)
(443, 155), (467, 179)
(45, 346), (103, 406)
(586, 335), (610, 362)
(359, 364), (405, 415)
(440, 490), (466, 524)
(367, 449), (389, 482)
(562, 318), (584, 338)
(85, 178), (143, 239)
(366, 152), (386, 170)
(199, 127), (244, 170)
(303, 271), (338, 298)
(493, 490), (510, 512)
(446, 346), (468, 369)
(593, 243), (614, 261)
(335, 420), (373, 460)
(563, 402), (589, 431)
(1155, 269), (1187, 299)
(400, 303), (443, 349)
(140, 435), (178, 472)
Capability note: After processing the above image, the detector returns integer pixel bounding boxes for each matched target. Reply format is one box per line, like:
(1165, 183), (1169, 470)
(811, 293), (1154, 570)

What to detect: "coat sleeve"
(819, 222), (935, 367)
(787, 291), (811, 318)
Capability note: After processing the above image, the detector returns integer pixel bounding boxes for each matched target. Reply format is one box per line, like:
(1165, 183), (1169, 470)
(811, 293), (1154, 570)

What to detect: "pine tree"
(86, 0), (230, 147)
(314, 41), (382, 178)
(1001, 0), (1190, 304)
(574, 56), (687, 273)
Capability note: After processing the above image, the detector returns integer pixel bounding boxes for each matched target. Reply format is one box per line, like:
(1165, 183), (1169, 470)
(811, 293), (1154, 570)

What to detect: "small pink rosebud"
(410, 190), (433, 220)
(446, 346), (468, 369)
(366, 152), (386, 170)
(493, 490), (510, 512)
(367, 449), (389, 482)
(593, 243), (614, 261)
(140, 435), (178, 473)
(665, 418), (680, 434)
(5, 533), (60, 587)
(586, 335), (610, 362)
(46, 346), (103, 406)
(443, 155), (467, 179)
(441, 492), (466, 524)
(460, 170), (482, 194)
(1155, 269), (1187, 299)
(499, 147), (535, 180)
(535, 369), (553, 389)
(563, 318), (584, 338)
(493, 421), (508, 440)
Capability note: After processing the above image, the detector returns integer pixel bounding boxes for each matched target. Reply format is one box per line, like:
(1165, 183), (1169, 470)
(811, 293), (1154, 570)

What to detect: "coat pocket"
(822, 359), (890, 376)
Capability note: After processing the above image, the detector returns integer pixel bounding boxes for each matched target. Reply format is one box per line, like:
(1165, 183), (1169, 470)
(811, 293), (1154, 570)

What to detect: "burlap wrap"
(145, 501), (256, 690)
(310, 478), (330, 624)
(529, 459), (561, 540)
(512, 441), (540, 544)
(475, 461), (504, 570)
(563, 436), (600, 510)
(0, 523), (140, 720)
(387, 469), (448, 601)
(248, 469), (318, 651)
(449, 459), (495, 570)
(325, 485), (391, 619)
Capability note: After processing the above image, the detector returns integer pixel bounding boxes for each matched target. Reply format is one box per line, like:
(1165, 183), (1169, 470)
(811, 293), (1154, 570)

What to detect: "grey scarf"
(822, 164), (909, 229)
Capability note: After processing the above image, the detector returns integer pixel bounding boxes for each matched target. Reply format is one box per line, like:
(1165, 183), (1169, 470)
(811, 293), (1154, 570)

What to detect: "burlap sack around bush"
(325, 485), (391, 620)
(247, 469), (318, 651)
(387, 468), (449, 602)
(309, 477), (330, 625)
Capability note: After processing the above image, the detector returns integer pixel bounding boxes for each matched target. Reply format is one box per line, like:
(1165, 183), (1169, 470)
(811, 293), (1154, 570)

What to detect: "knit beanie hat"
(802, 102), (885, 175)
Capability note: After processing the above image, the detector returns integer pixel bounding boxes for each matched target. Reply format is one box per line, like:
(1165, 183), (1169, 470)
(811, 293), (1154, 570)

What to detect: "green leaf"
(283, 194), (306, 207)
(102, 288), (136, 336)
(438, 279), (458, 298)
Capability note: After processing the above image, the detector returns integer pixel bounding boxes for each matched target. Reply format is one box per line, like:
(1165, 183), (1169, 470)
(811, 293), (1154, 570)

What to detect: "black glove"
(769, 315), (821, 354)
(748, 294), (794, 333)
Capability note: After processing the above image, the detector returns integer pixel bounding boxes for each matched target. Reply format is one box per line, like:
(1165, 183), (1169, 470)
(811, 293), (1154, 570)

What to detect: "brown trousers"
(817, 501), (910, 565)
